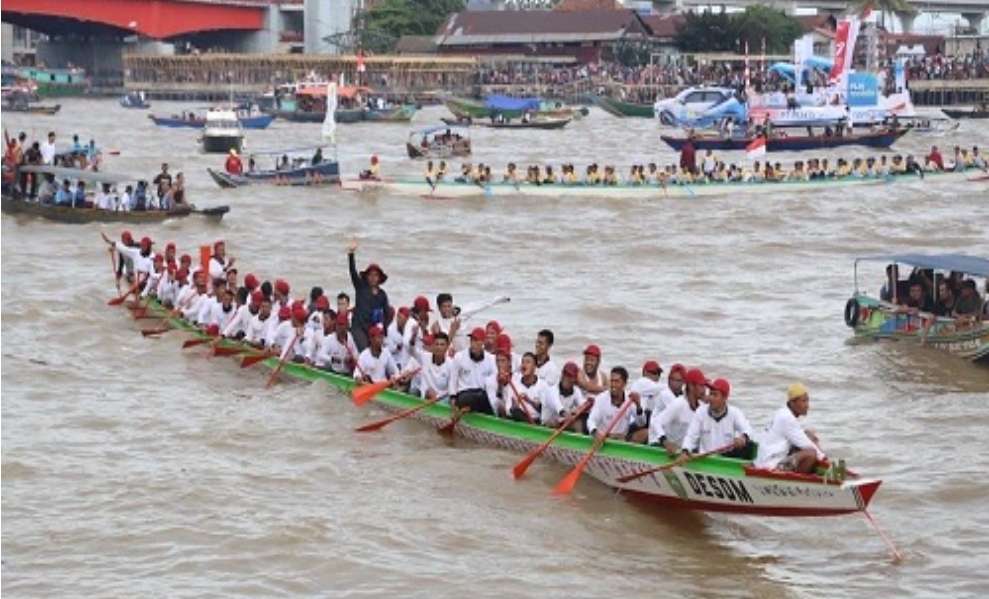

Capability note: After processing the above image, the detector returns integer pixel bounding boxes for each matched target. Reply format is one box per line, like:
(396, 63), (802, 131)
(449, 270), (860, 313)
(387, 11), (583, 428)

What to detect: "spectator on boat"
(754, 383), (825, 473)
(54, 179), (73, 206)
(225, 149), (243, 175)
(248, 156), (256, 172)
(95, 183), (114, 211)
(120, 185), (134, 211)
(359, 155), (380, 181)
(973, 146), (986, 169)
(72, 180), (87, 207)
(312, 147), (323, 165)
(20, 141), (42, 199)
(926, 145), (945, 171)
(37, 174), (57, 204)
(953, 280), (982, 319)
(40, 132), (56, 165)
(347, 240), (390, 351)
(71, 134), (83, 154)
(899, 281), (934, 314)
(171, 173), (186, 207)
(153, 163), (172, 203)
(133, 181), (148, 211)
(933, 280), (957, 317)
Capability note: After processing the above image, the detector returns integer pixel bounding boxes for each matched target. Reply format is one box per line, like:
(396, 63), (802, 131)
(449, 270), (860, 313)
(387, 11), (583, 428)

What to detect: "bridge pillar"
(962, 12), (986, 34)
(896, 11), (917, 34)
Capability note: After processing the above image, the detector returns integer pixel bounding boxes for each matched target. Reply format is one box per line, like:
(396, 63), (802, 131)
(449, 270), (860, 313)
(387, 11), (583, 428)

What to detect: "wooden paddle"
(141, 326), (170, 337)
(265, 333), (301, 388)
(552, 399), (632, 496)
(615, 442), (736, 484)
(213, 345), (251, 357)
(181, 337), (213, 349)
(240, 352), (273, 368)
(438, 406), (470, 435)
(512, 400), (593, 480)
(507, 380), (535, 425)
(108, 276), (142, 306)
(109, 248), (121, 293)
(352, 367), (421, 406)
(355, 395), (444, 432)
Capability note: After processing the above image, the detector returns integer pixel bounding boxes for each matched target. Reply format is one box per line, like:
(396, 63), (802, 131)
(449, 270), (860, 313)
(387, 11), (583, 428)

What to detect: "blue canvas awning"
(484, 95), (541, 112)
(857, 254), (989, 277)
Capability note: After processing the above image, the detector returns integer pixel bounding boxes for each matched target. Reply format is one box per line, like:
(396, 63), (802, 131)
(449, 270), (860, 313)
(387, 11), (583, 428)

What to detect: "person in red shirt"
(225, 149), (243, 175)
(926, 145), (944, 171)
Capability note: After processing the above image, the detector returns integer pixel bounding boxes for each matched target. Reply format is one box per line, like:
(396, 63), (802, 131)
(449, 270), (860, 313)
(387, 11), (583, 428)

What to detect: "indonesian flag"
(746, 136), (766, 160)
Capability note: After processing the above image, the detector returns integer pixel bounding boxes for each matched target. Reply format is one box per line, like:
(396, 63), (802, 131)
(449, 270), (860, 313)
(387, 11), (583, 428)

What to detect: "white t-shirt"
(535, 355), (560, 386)
(314, 332), (359, 374)
(40, 141), (56, 165)
(586, 391), (644, 437)
(629, 376), (665, 415)
(222, 304), (254, 337)
(504, 374), (554, 424)
(245, 313), (274, 345)
(449, 349), (495, 394)
(418, 354), (455, 400)
(431, 313), (468, 353)
(355, 347), (397, 381)
(545, 382), (585, 419)
(648, 395), (698, 446)
(754, 406), (825, 469)
(681, 404), (754, 454)
(386, 320), (410, 369)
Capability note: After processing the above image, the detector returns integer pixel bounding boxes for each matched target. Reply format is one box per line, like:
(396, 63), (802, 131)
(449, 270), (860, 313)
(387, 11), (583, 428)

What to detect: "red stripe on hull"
(621, 490), (864, 518)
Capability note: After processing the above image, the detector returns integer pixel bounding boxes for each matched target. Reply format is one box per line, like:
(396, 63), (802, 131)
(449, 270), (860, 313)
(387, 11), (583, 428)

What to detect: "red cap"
(685, 368), (709, 386)
(291, 299), (304, 310)
(315, 295), (330, 310)
(398, 306), (410, 317)
(583, 344), (601, 358)
(153, 253), (164, 263)
(360, 263), (388, 284)
(707, 378), (731, 399)
(292, 305), (308, 323)
(244, 273), (259, 290)
(369, 323), (385, 338)
(250, 290), (264, 305)
(278, 306), (291, 320)
(166, 241), (176, 250)
(562, 361), (580, 377)
(495, 333), (512, 352)
(413, 295), (431, 313)
(274, 279), (290, 296)
(486, 320), (502, 334)
(180, 254), (192, 265)
(139, 236), (153, 248)
(121, 230), (133, 244)
(669, 363), (687, 377)
(422, 333), (435, 346)
(213, 239), (224, 250)
(167, 263), (177, 274)
(176, 267), (189, 280)
(335, 311), (349, 326)
(469, 327), (486, 341)
(206, 324), (220, 336)
(643, 360), (663, 375)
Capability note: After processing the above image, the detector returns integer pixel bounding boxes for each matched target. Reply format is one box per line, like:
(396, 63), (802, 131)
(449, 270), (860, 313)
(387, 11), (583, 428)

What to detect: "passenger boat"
(441, 116), (572, 130)
(206, 145), (340, 188)
(267, 83), (416, 123)
(343, 168), (986, 200)
(120, 92), (150, 109)
(661, 129), (907, 152)
(3, 102), (61, 115)
(2, 166), (229, 223)
(943, 106), (989, 119)
(132, 299), (884, 519)
(444, 95), (580, 121)
(844, 253), (989, 363)
(406, 125), (471, 160)
(200, 108), (244, 154)
(594, 95), (654, 118)
(149, 112), (274, 130)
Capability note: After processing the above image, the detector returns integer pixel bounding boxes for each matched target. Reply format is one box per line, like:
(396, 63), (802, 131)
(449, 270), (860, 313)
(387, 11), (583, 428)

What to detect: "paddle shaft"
(512, 400), (592, 479)
(507, 380), (535, 424)
(265, 332), (301, 387)
(356, 394), (443, 432)
(615, 442), (736, 484)
(552, 399), (632, 495)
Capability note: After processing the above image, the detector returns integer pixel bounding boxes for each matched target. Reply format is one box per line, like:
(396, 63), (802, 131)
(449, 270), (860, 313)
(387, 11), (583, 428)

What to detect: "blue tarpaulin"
(857, 254), (989, 277)
(484, 95), (541, 112)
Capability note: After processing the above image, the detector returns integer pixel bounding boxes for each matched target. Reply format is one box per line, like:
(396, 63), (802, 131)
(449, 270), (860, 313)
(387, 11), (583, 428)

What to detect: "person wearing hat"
(543, 361), (586, 431)
(679, 377), (754, 460)
(754, 383), (826, 473)
(354, 323), (398, 383)
(503, 352), (555, 424)
(484, 349), (514, 417)
(585, 367), (645, 440)
(629, 360), (666, 443)
(102, 231), (154, 281)
(417, 331), (455, 403)
(401, 295), (432, 360)
(533, 329), (560, 386)
(386, 306), (413, 373)
(312, 311), (359, 374)
(577, 344), (608, 399)
(659, 363), (687, 415)
(483, 321), (502, 354)
(648, 367), (709, 452)
(208, 240), (236, 289)
(267, 304), (305, 360)
(140, 254), (166, 300)
(494, 333), (521, 375)
(430, 293), (466, 354)
(156, 263), (181, 308)
(225, 289), (263, 339)
(177, 271), (210, 321)
(450, 327), (496, 414)
(225, 148), (243, 175)
(347, 240), (391, 352)
(199, 285), (237, 332)
(245, 298), (275, 348)
(272, 279), (291, 316)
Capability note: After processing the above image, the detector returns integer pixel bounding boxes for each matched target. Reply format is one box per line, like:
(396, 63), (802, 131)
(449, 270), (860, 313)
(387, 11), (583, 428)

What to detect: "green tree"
(360, 0), (466, 53)
(732, 5), (804, 55)
(674, 10), (736, 53)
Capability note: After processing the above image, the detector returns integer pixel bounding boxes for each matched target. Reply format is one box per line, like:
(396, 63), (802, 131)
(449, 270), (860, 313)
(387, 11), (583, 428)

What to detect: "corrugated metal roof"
(639, 13), (684, 39)
(435, 10), (651, 46)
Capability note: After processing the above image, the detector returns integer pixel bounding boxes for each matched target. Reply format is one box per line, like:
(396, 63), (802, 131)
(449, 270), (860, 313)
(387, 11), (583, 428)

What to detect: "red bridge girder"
(3, 0), (267, 39)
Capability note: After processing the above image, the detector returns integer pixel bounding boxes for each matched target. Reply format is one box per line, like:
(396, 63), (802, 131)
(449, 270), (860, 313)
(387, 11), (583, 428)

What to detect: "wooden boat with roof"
(130, 298), (884, 518)
(844, 253), (989, 363)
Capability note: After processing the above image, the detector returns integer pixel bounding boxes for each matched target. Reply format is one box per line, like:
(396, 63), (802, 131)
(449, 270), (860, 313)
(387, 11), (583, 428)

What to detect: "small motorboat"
(200, 108), (244, 154)
(120, 92), (150, 109)
(406, 124), (471, 160)
(206, 145), (340, 188)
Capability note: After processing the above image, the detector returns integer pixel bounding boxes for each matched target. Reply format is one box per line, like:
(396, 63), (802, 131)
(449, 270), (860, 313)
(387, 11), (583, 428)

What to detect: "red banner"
(830, 20), (851, 85)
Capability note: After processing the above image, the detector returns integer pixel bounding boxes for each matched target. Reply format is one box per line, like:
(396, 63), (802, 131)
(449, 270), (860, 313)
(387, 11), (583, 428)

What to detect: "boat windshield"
(209, 120), (239, 129)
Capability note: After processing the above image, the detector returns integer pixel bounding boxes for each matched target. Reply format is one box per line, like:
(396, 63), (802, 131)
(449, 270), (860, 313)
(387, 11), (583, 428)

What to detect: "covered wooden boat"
(845, 254), (989, 363)
(148, 113), (274, 130)
(444, 95), (578, 121)
(137, 300), (884, 519)
(441, 116), (572, 130)
(363, 104), (417, 123)
(268, 82), (414, 124)
(661, 129), (908, 152)
(406, 124), (471, 160)
(594, 95), (654, 118)
(4, 103), (61, 114)
(343, 168), (984, 200)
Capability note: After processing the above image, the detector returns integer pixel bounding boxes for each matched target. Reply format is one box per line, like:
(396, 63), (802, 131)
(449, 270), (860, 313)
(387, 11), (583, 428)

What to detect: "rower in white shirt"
(244, 299), (275, 347)
(543, 361), (585, 430)
(314, 312), (359, 374)
(140, 254), (166, 298)
(576, 344), (609, 399)
(402, 296), (432, 360)
(657, 363), (687, 417)
(207, 240), (236, 287)
(678, 378), (754, 460)
(156, 265), (181, 308)
(354, 324), (398, 382)
(533, 329), (560, 386)
(484, 351), (514, 417)
(585, 367), (645, 439)
(648, 367), (709, 452)
(223, 289), (262, 339)
(628, 360), (665, 443)
(503, 353), (558, 425)
(417, 331), (455, 402)
(386, 307), (412, 370)
(103, 232), (154, 277)
(495, 333), (521, 374)
(271, 305), (308, 361)
(430, 293), (468, 353)
(201, 286), (237, 331)
(450, 327), (496, 413)
(754, 383), (826, 473)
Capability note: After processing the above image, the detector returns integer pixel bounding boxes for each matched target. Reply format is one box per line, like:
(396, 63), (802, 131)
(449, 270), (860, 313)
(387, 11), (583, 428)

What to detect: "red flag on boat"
(746, 136), (766, 160)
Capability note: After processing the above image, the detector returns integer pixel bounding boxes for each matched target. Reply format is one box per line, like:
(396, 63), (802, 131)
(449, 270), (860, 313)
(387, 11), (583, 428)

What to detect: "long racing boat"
(661, 129), (908, 152)
(844, 253), (989, 363)
(342, 168), (986, 200)
(130, 299), (883, 518)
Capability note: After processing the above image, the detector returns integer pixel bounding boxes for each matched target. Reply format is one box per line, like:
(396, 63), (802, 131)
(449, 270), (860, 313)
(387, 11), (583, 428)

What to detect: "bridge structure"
(654, 0), (987, 33)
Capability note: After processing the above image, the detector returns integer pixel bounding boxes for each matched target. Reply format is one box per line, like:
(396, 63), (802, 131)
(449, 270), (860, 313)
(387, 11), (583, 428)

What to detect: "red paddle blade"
(182, 338), (211, 349)
(553, 454), (592, 495)
(240, 354), (269, 368)
(141, 327), (170, 336)
(352, 380), (390, 406)
(213, 346), (248, 357)
(355, 417), (395, 433)
(512, 451), (539, 480)
(107, 295), (128, 306)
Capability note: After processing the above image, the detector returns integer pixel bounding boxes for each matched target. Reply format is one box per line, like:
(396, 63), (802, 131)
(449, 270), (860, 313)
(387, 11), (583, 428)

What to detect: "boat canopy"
(409, 124), (470, 137)
(296, 84), (371, 98)
(19, 165), (126, 185)
(484, 95), (540, 112)
(856, 253), (989, 277)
